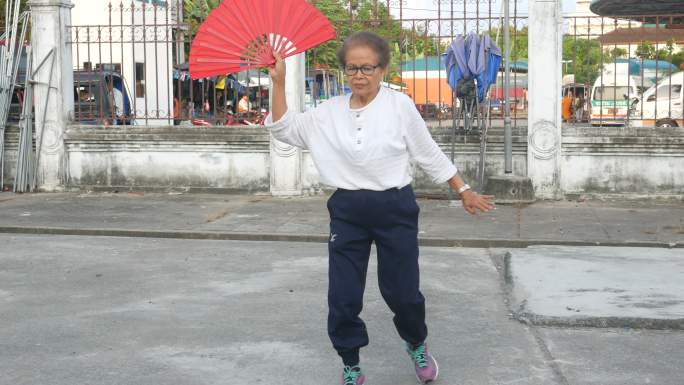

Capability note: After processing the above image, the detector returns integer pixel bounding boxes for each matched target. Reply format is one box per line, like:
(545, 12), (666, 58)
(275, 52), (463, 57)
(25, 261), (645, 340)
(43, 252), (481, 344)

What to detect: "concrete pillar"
(29, 0), (74, 191)
(527, 0), (563, 199)
(269, 53), (304, 197)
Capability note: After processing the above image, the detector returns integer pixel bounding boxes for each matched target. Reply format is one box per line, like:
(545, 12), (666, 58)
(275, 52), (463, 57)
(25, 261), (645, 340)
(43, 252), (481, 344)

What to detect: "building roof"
(598, 26), (684, 45)
(590, 0), (684, 24)
(401, 56), (443, 72)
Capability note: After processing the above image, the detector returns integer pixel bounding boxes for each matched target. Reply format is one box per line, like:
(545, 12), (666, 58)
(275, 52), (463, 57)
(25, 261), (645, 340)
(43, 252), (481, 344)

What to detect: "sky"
(386, 0), (577, 19)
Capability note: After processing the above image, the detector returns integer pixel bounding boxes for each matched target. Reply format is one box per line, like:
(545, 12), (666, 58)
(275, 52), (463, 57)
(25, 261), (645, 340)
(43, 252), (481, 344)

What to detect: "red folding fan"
(189, 0), (337, 79)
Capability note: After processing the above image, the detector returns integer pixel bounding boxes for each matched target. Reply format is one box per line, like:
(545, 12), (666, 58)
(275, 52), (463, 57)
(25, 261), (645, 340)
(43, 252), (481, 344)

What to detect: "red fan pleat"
(189, 0), (337, 79)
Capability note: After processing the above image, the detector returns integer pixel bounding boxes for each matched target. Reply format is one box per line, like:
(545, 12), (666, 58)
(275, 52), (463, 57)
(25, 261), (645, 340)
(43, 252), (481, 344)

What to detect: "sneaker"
(406, 342), (439, 384)
(342, 365), (365, 385)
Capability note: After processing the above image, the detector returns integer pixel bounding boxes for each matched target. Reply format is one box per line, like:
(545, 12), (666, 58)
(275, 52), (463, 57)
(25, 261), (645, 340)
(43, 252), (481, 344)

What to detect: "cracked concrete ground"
(505, 246), (684, 330)
(1, 234), (683, 385)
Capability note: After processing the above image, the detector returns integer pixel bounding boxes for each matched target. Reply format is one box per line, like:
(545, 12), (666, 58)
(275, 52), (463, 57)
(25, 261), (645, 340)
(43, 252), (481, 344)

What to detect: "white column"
(29, 0), (74, 191)
(269, 53), (304, 197)
(527, 0), (563, 199)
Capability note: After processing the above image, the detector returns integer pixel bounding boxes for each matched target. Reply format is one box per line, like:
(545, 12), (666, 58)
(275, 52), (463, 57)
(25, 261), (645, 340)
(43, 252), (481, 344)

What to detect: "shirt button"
(357, 127), (362, 131)
(356, 113), (360, 118)
(357, 140), (361, 144)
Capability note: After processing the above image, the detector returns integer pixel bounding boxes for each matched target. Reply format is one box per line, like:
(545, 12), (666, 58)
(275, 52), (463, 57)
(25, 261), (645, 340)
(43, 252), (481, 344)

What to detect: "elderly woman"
(267, 32), (494, 385)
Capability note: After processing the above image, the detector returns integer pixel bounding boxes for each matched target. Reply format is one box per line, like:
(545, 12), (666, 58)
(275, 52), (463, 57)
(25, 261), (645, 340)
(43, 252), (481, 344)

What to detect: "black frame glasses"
(343, 64), (380, 76)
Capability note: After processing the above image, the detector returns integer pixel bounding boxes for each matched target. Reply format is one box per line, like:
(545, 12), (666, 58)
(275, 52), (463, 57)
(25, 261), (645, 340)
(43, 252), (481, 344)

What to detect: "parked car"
(73, 70), (133, 125)
(415, 103), (438, 119)
(562, 83), (590, 123)
(630, 71), (683, 128)
(590, 63), (641, 126)
(9, 69), (133, 126)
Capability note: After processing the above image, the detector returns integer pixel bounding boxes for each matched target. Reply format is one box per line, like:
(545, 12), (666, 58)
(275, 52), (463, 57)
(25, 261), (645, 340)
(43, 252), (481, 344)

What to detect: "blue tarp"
(615, 58), (678, 75)
(443, 32), (502, 102)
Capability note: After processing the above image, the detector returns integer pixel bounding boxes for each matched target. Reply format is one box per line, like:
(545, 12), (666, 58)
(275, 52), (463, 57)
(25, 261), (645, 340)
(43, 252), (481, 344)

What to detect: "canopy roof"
(590, 0), (684, 24)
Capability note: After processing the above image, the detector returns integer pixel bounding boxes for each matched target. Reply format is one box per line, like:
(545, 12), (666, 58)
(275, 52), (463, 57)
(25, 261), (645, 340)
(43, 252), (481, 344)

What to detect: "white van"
(590, 63), (641, 126)
(630, 71), (683, 128)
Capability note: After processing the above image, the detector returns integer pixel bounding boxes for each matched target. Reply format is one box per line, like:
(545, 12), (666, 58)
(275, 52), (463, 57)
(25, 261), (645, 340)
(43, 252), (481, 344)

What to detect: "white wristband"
(457, 184), (471, 194)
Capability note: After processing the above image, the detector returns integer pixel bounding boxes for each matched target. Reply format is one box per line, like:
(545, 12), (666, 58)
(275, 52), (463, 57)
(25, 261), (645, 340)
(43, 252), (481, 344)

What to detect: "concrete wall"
(2, 127), (22, 189)
(561, 126), (684, 196)
(63, 125), (270, 192)
(4, 124), (683, 198)
(58, 125), (529, 195)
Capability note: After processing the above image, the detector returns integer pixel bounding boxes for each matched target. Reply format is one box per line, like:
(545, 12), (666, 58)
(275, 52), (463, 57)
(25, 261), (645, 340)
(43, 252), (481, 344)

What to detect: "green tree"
(666, 38), (676, 56)
(635, 41), (656, 60)
(489, 26), (529, 62)
(562, 37), (604, 84)
(656, 48), (671, 61)
(181, 0), (405, 76)
(307, 0), (353, 71)
(183, 0), (222, 37)
(180, 0), (442, 81)
(605, 47), (628, 60)
(0, 0), (28, 28)
(672, 52), (684, 69)
(308, 0), (405, 78)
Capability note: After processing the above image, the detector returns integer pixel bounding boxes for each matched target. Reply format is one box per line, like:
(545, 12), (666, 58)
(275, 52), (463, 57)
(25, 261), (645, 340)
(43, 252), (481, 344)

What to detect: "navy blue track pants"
(326, 185), (427, 366)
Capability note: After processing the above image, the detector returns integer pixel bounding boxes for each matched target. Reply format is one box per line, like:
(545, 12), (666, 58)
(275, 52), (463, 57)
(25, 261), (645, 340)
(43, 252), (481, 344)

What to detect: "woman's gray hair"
(337, 31), (391, 69)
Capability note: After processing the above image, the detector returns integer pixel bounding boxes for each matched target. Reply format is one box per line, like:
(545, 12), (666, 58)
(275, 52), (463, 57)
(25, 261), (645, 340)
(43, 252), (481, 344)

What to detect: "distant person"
(107, 80), (124, 125)
(173, 96), (181, 125)
(575, 93), (584, 123)
(238, 95), (250, 113)
(562, 90), (574, 122)
(203, 99), (211, 117)
(185, 99), (195, 119)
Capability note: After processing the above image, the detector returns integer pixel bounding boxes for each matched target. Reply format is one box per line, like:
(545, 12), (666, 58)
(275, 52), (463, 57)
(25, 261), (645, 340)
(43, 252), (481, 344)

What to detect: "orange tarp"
(404, 77), (454, 106)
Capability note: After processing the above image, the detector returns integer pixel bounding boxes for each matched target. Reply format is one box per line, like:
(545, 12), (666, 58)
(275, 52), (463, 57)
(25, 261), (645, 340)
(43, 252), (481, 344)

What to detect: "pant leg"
(372, 186), (427, 346)
(327, 191), (373, 366)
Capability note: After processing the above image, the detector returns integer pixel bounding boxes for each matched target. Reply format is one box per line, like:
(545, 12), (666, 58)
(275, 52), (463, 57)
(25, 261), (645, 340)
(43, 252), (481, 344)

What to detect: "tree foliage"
(308, 0), (405, 78)
(635, 41), (657, 60)
(489, 26), (529, 62)
(181, 0), (445, 80)
(183, 0), (222, 37)
(562, 37), (606, 84)
(606, 47), (628, 60)
(0, 0), (28, 28)
(623, 39), (683, 70)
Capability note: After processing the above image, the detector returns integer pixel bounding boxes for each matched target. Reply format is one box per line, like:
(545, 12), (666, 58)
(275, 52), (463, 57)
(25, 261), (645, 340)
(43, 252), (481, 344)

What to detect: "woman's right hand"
(269, 52), (287, 122)
(269, 53), (286, 87)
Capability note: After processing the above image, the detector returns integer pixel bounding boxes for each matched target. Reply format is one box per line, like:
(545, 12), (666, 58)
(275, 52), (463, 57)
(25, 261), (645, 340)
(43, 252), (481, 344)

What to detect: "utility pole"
(503, 0), (512, 174)
(483, 0), (534, 203)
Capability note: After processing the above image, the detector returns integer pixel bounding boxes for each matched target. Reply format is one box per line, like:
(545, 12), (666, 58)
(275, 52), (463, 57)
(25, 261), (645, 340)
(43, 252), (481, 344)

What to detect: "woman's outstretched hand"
(268, 53), (287, 122)
(268, 52), (286, 87)
(461, 191), (495, 215)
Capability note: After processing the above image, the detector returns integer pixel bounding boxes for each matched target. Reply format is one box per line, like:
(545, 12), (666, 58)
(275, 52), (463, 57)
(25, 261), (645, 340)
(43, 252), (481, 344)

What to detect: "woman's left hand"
(461, 190), (495, 215)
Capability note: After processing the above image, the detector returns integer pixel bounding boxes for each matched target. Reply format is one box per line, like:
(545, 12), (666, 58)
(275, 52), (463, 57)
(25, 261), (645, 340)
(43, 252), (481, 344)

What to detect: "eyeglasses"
(343, 64), (380, 76)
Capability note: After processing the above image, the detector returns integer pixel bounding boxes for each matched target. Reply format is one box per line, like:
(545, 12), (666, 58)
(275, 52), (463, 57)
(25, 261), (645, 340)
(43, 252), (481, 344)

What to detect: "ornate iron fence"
(65, 1), (684, 130)
(65, 0), (529, 129)
(563, 13), (684, 128)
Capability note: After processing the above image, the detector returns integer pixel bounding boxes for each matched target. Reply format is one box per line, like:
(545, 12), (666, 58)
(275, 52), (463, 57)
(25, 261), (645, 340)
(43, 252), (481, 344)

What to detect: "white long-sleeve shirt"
(265, 86), (458, 191)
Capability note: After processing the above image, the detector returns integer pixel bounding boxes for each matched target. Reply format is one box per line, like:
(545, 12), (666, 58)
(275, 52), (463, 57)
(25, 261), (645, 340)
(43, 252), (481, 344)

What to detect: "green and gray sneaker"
(342, 365), (365, 385)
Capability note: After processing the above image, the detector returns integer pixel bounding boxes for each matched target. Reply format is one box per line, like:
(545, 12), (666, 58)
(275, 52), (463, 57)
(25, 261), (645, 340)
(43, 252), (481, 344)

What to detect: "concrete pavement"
(2, 235), (684, 385)
(1, 192), (683, 384)
(0, 192), (682, 247)
(0, 235), (555, 385)
(505, 246), (684, 329)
